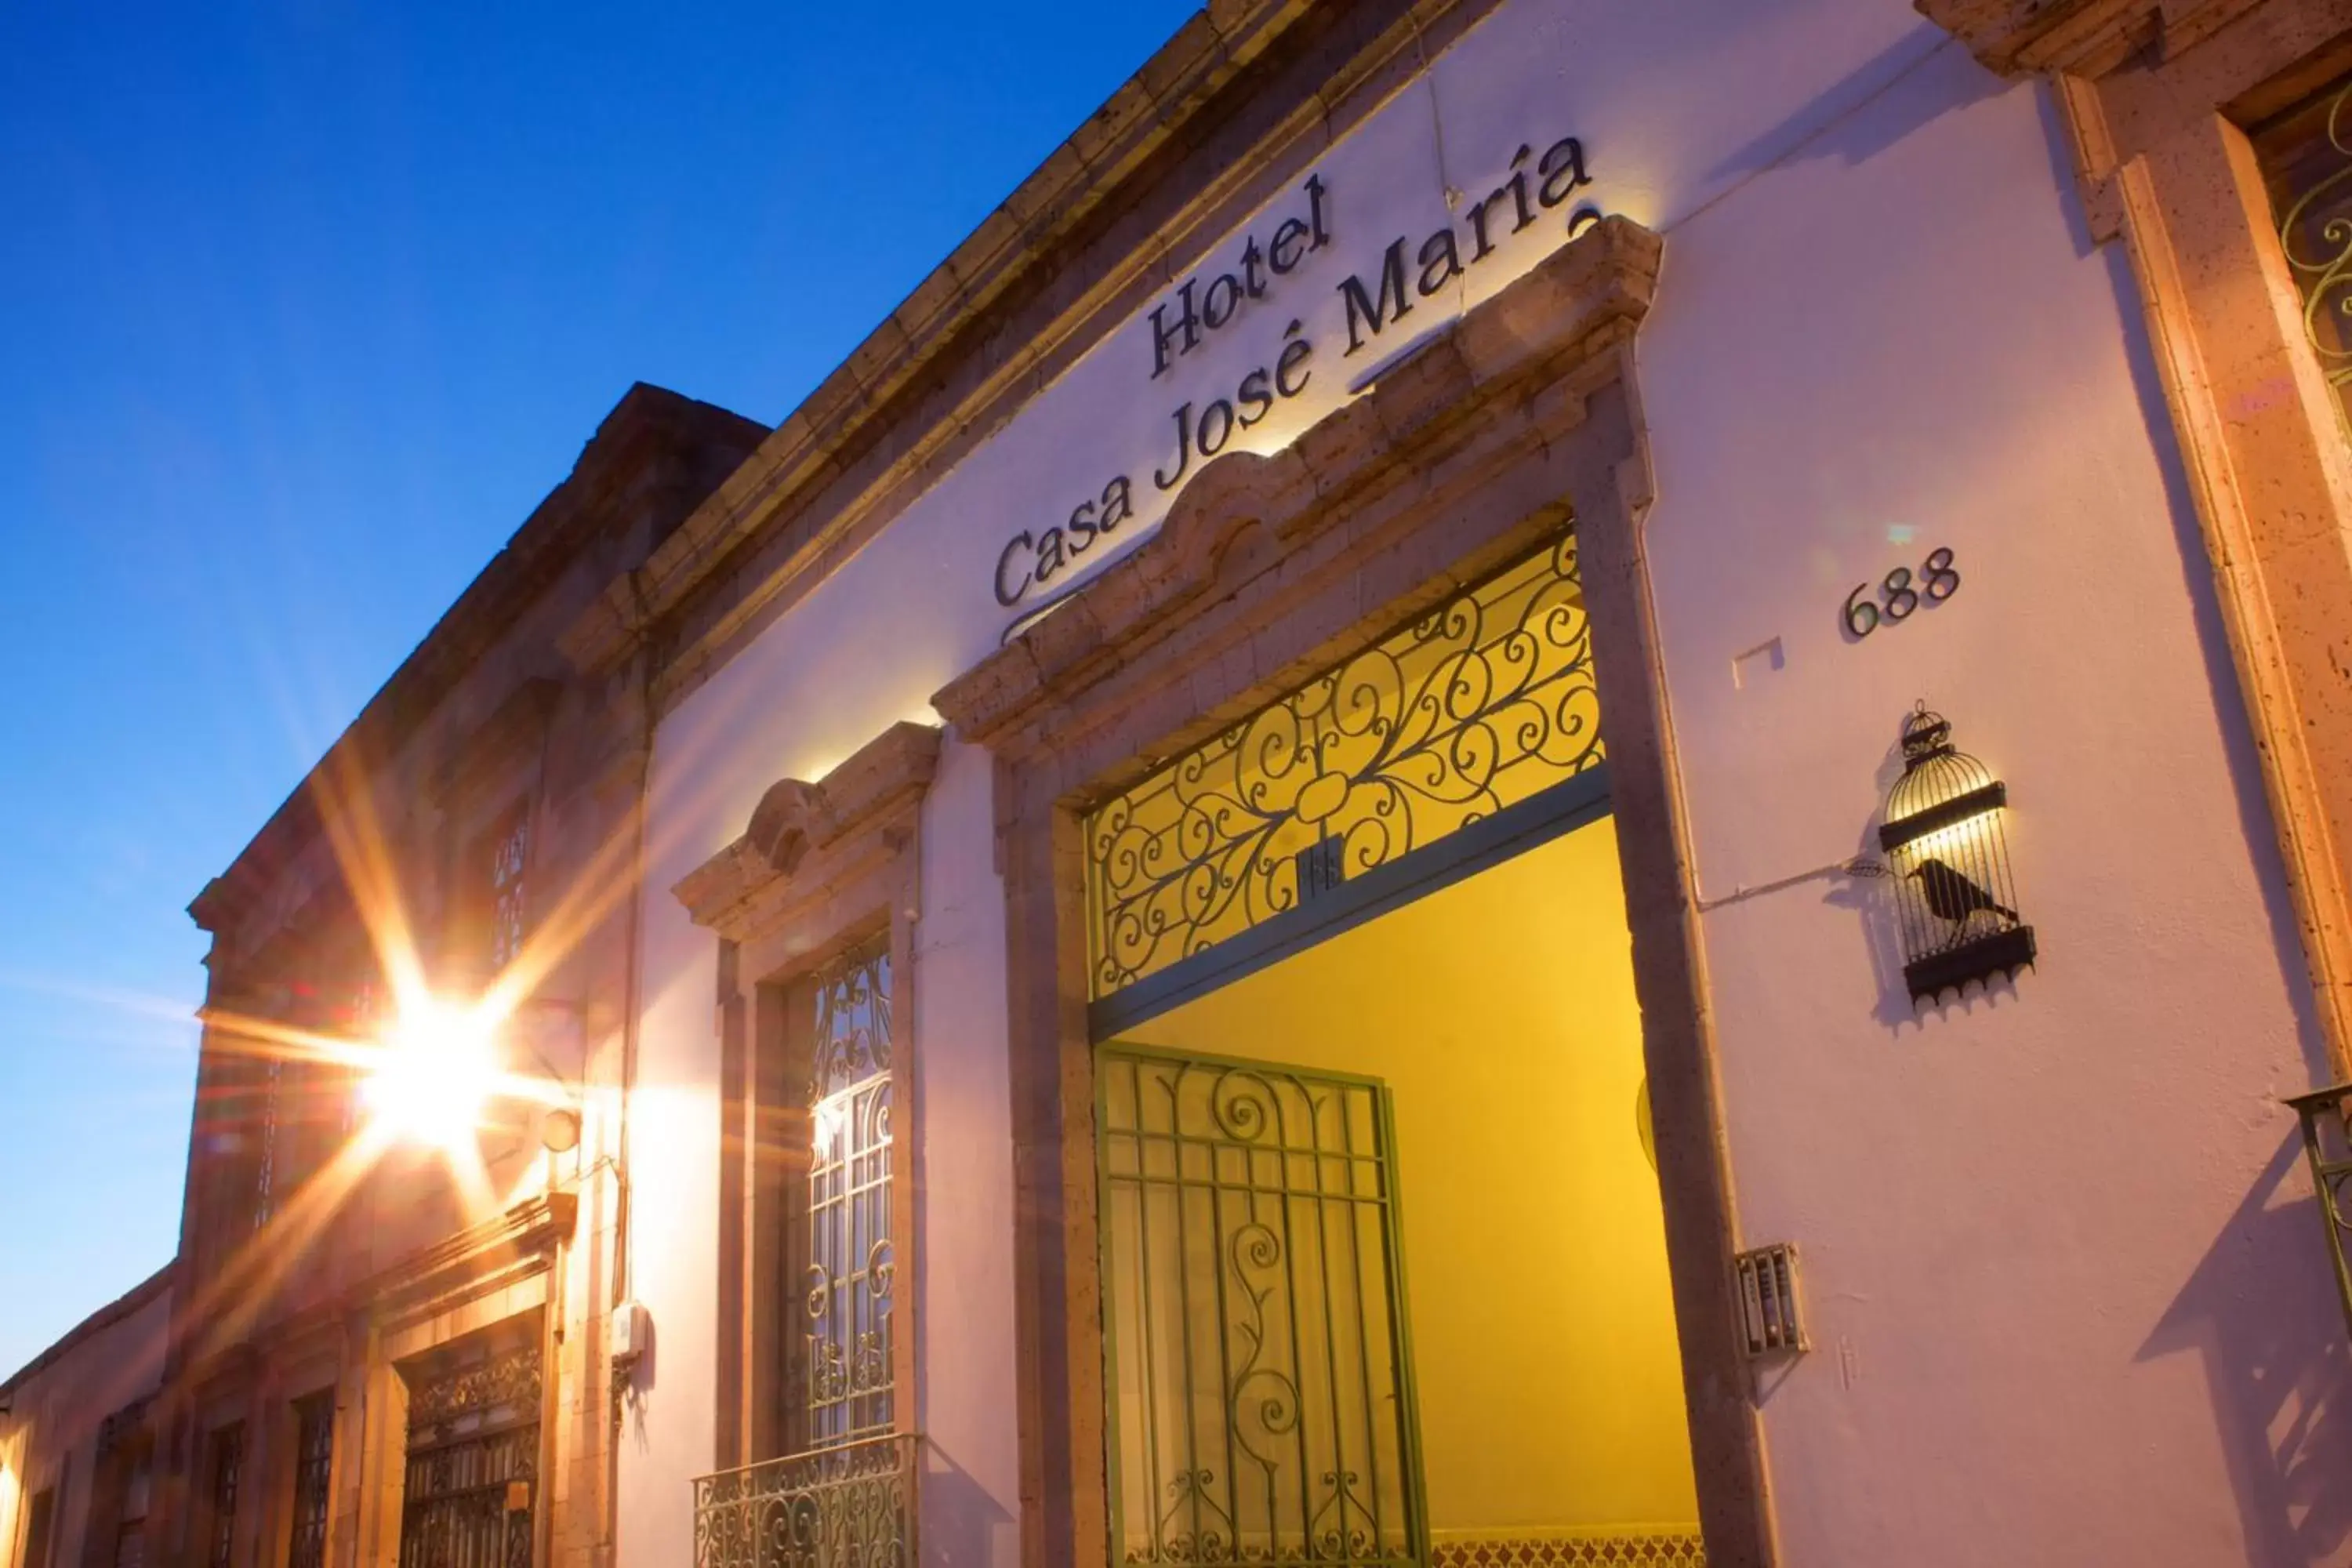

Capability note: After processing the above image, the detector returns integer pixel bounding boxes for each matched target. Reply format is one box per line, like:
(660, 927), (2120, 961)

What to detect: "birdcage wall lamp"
(1879, 706), (2036, 1004)
(2285, 1083), (2352, 1345)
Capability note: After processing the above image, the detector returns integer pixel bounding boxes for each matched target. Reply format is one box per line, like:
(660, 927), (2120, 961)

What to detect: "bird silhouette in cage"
(1908, 856), (2017, 931)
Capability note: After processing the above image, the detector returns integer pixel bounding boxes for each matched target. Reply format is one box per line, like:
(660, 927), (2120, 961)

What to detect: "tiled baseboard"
(1429, 1528), (1707, 1567)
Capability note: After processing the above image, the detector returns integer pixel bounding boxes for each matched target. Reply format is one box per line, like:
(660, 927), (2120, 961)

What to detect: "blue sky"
(0, 0), (1197, 1378)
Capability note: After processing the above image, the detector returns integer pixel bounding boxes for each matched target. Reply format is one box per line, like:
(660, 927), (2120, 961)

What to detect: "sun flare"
(361, 994), (500, 1150)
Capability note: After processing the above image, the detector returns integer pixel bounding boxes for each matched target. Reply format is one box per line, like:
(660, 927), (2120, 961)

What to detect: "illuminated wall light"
(1878, 705), (2036, 1004)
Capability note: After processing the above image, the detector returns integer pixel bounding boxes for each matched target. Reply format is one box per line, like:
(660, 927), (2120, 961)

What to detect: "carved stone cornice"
(1915, 0), (2264, 78)
(673, 721), (942, 945)
(170, 1191), (576, 1386)
(355, 1189), (576, 1322)
(932, 215), (1661, 757)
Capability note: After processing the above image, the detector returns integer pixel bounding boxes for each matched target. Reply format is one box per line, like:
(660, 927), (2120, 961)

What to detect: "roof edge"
(561, 0), (1344, 679)
(1, 1260), (176, 1398)
(191, 383), (764, 937)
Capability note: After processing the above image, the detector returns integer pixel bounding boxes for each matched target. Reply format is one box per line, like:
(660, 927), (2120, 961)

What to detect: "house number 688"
(1843, 546), (1960, 639)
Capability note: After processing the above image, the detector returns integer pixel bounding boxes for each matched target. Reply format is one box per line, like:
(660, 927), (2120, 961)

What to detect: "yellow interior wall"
(1120, 815), (1700, 1535)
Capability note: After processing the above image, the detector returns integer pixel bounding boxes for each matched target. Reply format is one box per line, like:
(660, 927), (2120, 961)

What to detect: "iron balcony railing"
(692, 1434), (916, 1568)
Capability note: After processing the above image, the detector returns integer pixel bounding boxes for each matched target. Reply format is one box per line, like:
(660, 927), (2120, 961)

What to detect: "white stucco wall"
(620, 4), (2345, 1566)
(1639, 40), (2342, 1567)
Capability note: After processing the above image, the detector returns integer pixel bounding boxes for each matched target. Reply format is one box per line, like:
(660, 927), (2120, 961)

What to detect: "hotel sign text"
(991, 130), (1598, 609)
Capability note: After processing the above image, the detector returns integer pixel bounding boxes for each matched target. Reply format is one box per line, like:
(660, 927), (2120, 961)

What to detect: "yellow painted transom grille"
(1083, 529), (1601, 998)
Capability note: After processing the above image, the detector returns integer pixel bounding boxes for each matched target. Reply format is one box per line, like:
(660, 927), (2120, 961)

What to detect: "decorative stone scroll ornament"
(673, 722), (941, 946)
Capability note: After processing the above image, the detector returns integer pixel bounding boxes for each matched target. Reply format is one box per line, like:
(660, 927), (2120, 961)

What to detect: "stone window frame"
(19, 1483), (56, 1568)
(673, 721), (941, 1470)
(1922, 0), (2352, 1070)
(934, 218), (1778, 1568)
(357, 1196), (575, 1568)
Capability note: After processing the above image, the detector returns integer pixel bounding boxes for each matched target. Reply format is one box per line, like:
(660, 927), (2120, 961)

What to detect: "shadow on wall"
(2093, 224), (2336, 1087)
(623, 1306), (657, 1454)
(2140, 1132), (2352, 1567)
(919, 1441), (1014, 1568)
(1700, 30), (1988, 197)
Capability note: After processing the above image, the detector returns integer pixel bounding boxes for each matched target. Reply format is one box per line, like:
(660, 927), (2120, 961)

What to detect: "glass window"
(794, 939), (895, 1451)
(488, 808), (530, 973)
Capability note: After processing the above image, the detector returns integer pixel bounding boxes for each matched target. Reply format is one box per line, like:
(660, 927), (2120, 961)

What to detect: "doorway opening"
(396, 1322), (543, 1568)
(1095, 813), (1704, 1567)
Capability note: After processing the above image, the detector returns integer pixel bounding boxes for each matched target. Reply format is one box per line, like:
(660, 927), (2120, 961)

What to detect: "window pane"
(797, 939), (895, 1450)
(206, 1425), (244, 1568)
(287, 1392), (334, 1568)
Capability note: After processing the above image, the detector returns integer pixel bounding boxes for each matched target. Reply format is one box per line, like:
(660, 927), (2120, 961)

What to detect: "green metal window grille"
(286, 1392), (334, 1568)
(1083, 530), (1600, 999)
(1096, 1046), (1427, 1568)
(205, 1425), (243, 1568)
(800, 941), (895, 1450)
(2257, 72), (2352, 440)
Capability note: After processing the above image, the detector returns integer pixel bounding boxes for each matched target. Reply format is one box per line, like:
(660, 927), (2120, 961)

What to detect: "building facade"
(138, 387), (762, 1568)
(0, 1270), (174, 1568)
(606, 3), (2352, 1567)
(17, 2), (2352, 1568)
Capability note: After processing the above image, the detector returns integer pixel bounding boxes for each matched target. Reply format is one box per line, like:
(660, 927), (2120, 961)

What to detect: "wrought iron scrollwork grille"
(398, 1345), (541, 1568)
(1097, 1047), (1426, 1568)
(2259, 74), (2352, 438)
(692, 1434), (916, 1568)
(802, 942), (895, 1450)
(1083, 530), (1601, 998)
(287, 1393), (335, 1568)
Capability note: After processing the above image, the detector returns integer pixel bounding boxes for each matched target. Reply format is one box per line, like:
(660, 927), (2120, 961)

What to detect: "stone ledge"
(1915, 0), (2265, 78)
